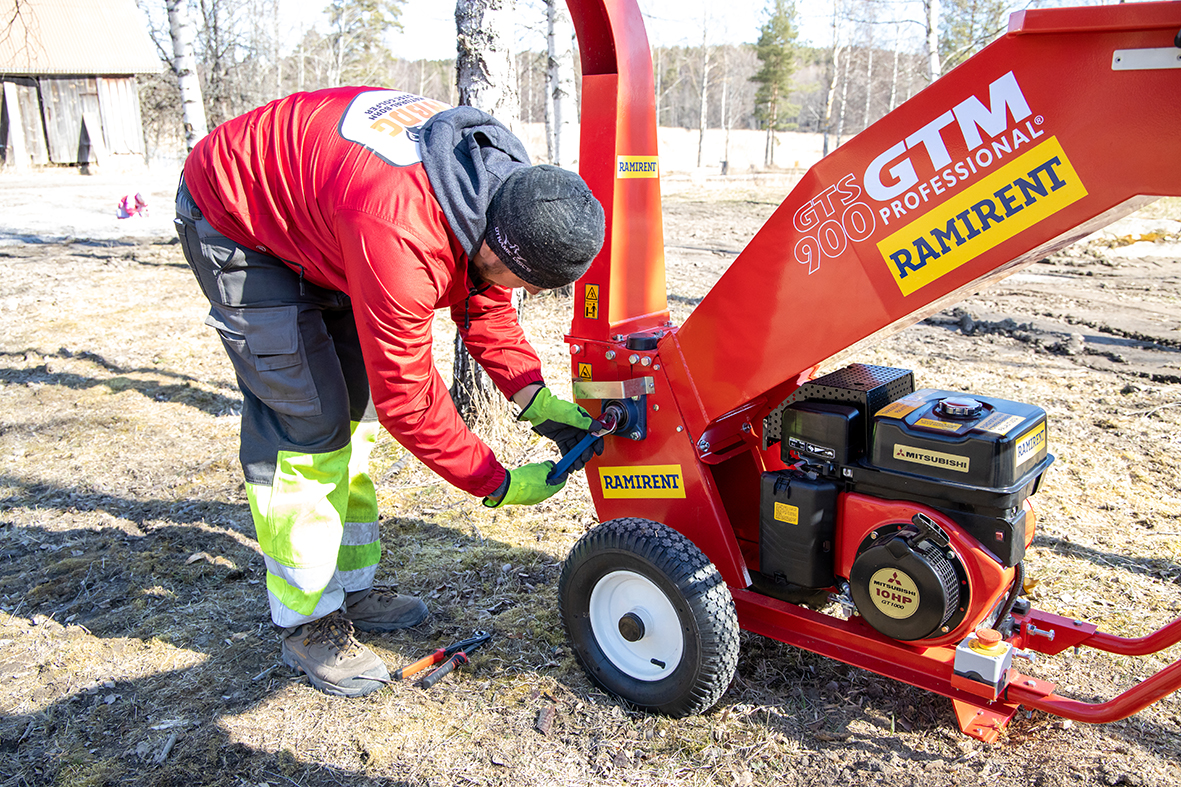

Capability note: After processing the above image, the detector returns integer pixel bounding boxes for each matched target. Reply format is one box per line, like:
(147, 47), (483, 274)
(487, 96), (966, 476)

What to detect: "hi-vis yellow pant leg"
(176, 180), (382, 629)
(246, 421), (382, 629)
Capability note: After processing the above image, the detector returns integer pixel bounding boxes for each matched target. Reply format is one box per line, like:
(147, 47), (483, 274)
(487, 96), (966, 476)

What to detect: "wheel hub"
(618, 611), (645, 642)
(588, 570), (684, 681)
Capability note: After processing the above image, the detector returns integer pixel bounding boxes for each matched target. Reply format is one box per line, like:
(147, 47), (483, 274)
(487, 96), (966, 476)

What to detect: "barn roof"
(0, 0), (163, 76)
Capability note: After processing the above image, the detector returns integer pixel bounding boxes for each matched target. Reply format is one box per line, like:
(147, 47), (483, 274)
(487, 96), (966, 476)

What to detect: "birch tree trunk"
(862, 44), (873, 130)
(924, 0), (941, 82)
(545, 0), (578, 170)
(695, 17), (711, 169)
(835, 48), (850, 147)
(821, 2), (844, 157)
(456, 0), (520, 129)
(167, 0), (208, 151)
(889, 34), (900, 111)
(452, 0), (521, 424)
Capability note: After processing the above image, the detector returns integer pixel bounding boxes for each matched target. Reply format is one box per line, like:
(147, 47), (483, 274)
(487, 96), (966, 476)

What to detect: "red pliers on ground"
(393, 631), (492, 689)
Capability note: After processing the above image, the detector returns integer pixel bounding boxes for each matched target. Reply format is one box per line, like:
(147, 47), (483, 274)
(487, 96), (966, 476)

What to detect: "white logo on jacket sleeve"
(339, 90), (450, 166)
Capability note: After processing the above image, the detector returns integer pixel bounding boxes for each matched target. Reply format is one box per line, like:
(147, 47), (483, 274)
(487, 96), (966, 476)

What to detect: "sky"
(286, 1), (1152, 65)
(298, 0), (848, 62)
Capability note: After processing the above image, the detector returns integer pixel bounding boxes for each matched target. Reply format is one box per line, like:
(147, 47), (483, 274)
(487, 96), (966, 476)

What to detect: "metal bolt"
(741, 423), (752, 433)
(652, 404), (660, 411)
(640, 356), (652, 367)
(629, 430), (642, 440)
(604, 350), (616, 360)
(628, 354), (640, 364)
(1027, 624), (1056, 641)
(941, 626), (949, 633)
(697, 438), (710, 451)
(653, 363), (660, 370)
(612, 335), (625, 342)
(676, 426), (683, 432)
(570, 344), (582, 355)
(1024, 680), (1036, 687)
(947, 551), (955, 560)
(870, 530), (879, 539)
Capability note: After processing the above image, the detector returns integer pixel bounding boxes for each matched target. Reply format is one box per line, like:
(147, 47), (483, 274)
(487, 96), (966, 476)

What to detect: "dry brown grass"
(0, 195), (1179, 786)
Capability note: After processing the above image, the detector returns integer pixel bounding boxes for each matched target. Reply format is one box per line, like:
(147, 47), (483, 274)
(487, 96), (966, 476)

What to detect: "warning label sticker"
(773, 502), (799, 525)
(974, 411), (1025, 436)
(915, 417), (969, 434)
(875, 390), (936, 420)
(583, 283), (599, 319)
(578, 363), (592, 381)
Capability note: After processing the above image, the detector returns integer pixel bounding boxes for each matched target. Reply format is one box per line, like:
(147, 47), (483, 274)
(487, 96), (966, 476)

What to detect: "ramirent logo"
(617, 156), (659, 179)
(892, 444), (970, 473)
(878, 136), (1087, 296)
(1014, 422), (1046, 469)
(599, 464), (686, 498)
(864, 71), (1034, 204)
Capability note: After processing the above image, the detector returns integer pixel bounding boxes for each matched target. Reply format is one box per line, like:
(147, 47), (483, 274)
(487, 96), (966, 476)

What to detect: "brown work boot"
(280, 611), (390, 698)
(344, 586), (428, 632)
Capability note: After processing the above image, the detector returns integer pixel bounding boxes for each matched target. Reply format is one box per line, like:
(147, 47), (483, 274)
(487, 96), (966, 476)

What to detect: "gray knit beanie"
(484, 165), (605, 289)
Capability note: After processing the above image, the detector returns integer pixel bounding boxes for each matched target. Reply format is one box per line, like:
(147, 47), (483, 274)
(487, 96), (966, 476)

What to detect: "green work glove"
(518, 387), (596, 430)
(517, 387), (605, 475)
(482, 462), (565, 508)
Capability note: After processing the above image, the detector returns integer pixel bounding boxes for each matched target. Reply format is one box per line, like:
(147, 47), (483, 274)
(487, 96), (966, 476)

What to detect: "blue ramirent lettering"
(603, 473), (681, 490)
(888, 156), (1067, 278)
(618, 161), (657, 173)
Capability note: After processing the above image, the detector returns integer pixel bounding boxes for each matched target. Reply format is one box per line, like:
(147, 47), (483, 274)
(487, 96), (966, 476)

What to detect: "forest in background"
(135, 0), (1033, 164)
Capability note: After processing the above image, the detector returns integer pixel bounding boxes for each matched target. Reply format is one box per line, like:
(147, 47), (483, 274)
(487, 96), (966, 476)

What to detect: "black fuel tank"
(870, 389), (1047, 489)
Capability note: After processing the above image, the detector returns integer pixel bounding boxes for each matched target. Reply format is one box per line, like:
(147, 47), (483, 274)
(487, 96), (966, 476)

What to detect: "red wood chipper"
(555, 0), (1181, 742)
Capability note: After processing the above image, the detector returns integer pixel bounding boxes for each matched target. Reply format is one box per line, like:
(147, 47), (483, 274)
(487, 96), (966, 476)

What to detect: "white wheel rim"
(588, 569), (684, 681)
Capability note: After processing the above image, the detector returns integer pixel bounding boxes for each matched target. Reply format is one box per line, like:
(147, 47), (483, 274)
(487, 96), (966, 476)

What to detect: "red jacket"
(184, 88), (543, 496)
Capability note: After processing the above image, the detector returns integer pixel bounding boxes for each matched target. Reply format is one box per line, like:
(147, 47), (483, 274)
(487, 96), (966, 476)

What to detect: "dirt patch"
(0, 178), (1178, 786)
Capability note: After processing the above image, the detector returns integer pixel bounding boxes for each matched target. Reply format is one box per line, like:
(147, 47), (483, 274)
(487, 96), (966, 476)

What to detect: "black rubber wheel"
(558, 517), (739, 717)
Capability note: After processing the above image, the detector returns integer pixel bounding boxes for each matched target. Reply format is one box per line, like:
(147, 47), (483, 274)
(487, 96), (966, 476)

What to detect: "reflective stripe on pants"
(247, 421), (382, 628)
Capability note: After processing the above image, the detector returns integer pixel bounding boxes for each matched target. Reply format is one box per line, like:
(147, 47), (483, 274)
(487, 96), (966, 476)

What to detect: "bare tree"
(324, 0), (402, 87)
(456, 0), (520, 127)
(167, 0), (207, 150)
(451, 0), (521, 423)
(545, 0), (578, 169)
(821, 1), (846, 156)
(694, 16), (712, 168)
(923, 0), (941, 82)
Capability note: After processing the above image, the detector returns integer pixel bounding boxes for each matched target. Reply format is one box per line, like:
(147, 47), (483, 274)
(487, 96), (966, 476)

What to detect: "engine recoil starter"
(849, 531), (961, 641)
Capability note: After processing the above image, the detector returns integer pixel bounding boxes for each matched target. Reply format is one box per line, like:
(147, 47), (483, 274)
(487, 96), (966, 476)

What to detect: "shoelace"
(365, 586), (402, 604)
(304, 613), (362, 657)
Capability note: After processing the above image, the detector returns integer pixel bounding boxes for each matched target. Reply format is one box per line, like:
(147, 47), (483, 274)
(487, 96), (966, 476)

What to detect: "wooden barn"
(0, 0), (162, 169)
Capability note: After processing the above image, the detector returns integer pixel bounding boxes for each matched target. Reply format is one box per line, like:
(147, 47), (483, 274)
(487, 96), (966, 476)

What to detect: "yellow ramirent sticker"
(1014, 421), (1046, 470)
(879, 136), (1088, 295)
(617, 156), (659, 179)
(600, 465), (685, 498)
